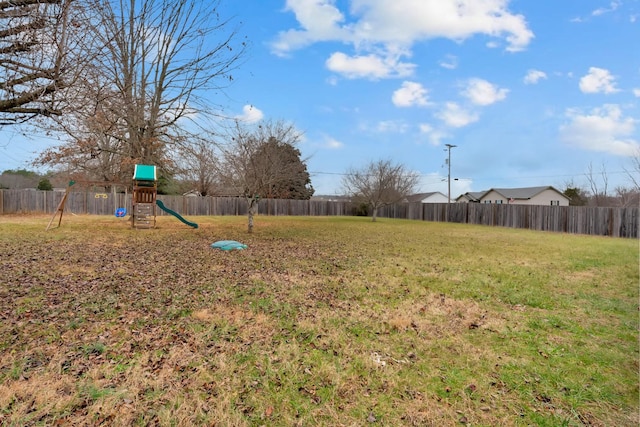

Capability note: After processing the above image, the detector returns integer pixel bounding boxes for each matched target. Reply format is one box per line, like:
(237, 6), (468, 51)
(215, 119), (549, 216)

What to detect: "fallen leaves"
(0, 216), (636, 426)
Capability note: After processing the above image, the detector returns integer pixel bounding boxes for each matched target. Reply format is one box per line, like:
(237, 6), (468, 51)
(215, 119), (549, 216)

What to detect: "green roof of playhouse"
(133, 164), (157, 181)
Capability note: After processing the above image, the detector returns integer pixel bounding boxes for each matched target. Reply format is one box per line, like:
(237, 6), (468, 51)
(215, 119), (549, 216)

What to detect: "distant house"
(456, 191), (485, 203)
(459, 186), (569, 206)
(405, 192), (449, 204)
(311, 195), (352, 202)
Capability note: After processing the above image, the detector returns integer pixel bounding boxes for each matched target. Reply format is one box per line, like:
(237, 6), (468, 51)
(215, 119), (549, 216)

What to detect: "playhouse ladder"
(132, 182), (157, 229)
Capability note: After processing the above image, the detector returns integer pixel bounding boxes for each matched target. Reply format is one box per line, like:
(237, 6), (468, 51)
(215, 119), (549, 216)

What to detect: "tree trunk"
(247, 198), (258, 233)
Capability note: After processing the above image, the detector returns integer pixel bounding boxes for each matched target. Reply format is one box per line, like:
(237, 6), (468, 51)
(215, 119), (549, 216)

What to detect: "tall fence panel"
(1, 190), (637, 238)
(386, 202), (638, 238)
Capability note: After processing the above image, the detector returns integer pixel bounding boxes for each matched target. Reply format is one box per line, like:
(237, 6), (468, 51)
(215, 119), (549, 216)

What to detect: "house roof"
(456, 191), (485, 202)
(405, 192), (446, 203)
(456, 186), (569, 202)
(486, 186), (569, 200)
(133, 164), (157, 181)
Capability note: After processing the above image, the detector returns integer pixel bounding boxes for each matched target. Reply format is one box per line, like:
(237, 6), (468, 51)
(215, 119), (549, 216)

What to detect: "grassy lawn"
(0, 215), (637, 426)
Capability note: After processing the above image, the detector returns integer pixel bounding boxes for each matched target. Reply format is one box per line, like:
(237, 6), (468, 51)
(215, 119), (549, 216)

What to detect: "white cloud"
(579, 67), (619, 94)
(326, 51), (415, 79)
(570, 2), (622, 23)
(326, 75), (339, 86)
(462, 78), (508, 106)
(351, 0), (534, 52)
(592, 1), (620, 16)
(439, 54), (458, 70)
(560, 104), (639, 156)
(633, 88), (640, 97)
(376, 120), (409, 133)
(235, 105), (264, 123)
(272, 0), (534, 77)
(392, 81), (430, 107)
(419, 123), (433, 133)
(524, 69), (547, 85)
(436, 102), (479, 128)
(419, 123), (449, 145)
(271, 0), (350, 56)
(324, 136), (344, 149)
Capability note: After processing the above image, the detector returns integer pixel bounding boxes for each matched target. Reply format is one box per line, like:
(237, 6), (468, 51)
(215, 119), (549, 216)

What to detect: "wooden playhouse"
(131, 164), (157, 229)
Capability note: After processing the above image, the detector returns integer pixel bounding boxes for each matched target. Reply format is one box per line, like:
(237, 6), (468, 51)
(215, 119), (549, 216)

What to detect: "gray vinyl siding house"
(457, 186), (570, 206)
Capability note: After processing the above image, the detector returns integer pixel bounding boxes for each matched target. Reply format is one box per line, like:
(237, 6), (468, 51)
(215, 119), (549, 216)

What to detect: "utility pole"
(445, 144), (457, 204)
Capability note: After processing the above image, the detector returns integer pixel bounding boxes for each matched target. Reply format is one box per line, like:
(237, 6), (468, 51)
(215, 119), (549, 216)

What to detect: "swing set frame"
(46, 180), (128, 230)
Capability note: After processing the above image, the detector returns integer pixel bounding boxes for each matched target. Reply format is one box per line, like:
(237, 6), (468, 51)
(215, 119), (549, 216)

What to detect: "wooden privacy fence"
(0, 190), (357, 218)
(376, 202), (639, 238)
(1, 189), (638, 238)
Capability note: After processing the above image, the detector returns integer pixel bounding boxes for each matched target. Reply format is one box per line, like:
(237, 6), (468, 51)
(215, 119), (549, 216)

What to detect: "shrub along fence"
(1, 189), (637, 238)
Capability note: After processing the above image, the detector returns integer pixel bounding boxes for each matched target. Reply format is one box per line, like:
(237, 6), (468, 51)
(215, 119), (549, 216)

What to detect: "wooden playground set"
(47, 165), (198, 230)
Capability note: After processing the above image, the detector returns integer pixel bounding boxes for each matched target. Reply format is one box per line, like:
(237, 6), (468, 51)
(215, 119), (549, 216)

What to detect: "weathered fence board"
(376, 201), (638, 238)
(1, 190), (637, 238)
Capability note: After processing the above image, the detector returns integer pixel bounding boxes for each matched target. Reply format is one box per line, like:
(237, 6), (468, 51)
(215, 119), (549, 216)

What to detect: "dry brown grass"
(0, 215), (637, 426)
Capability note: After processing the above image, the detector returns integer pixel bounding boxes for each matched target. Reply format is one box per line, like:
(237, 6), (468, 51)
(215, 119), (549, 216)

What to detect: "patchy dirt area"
(0, 218), (371, 425)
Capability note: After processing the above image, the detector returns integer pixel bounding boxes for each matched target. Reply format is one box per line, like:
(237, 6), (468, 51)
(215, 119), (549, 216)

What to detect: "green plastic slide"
(156, 200), (198, 228)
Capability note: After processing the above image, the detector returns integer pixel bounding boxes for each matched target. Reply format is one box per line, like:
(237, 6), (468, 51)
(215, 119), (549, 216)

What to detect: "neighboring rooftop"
(487, 186), (568, 200)
(405, 192), (447, 203)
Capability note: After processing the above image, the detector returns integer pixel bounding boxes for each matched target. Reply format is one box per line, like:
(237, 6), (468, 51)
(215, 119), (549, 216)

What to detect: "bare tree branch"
(174, 137), (221, 196)
(622, 148), (640, 192)
(585, 162), (610, 207)
(36, 0), (246, 184)
(342, 159), (420, 222)
(0, 0), (60, 11)
(0, 0), (73, 123)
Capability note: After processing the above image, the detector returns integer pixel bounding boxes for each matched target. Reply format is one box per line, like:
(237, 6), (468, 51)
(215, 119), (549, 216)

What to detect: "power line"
(310, 169), (632, 180)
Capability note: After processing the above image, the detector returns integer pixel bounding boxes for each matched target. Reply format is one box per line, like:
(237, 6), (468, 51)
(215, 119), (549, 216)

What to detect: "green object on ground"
(156, 200), (198, 228)
(133, 164), (157, 181)
(211, 240), (247, 251)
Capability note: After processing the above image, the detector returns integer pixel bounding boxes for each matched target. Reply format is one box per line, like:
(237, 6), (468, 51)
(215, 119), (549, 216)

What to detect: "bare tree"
(36, 0), (246, 181)
(342, 159), (420, 222)
(0, 0), (74, 124)
(585, 162), (610, 207)
(35, 82), (132, 184)
(614, 186), (640, 208)
(95, 0), (245, 164)
(623, 148), (640, 192)
(220, 119), (309, 233)
(175, 138), (221, 196)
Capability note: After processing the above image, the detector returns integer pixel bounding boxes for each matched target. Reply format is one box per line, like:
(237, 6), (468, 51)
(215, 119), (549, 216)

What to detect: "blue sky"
(2, 0), (639, 197)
